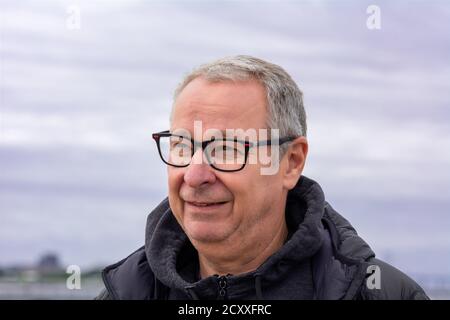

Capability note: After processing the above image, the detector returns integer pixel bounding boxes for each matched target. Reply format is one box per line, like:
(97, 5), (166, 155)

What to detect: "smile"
(185, 201), (229, 211)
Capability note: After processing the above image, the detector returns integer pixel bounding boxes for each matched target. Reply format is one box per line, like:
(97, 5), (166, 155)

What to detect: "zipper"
(217, 275), (229, 300)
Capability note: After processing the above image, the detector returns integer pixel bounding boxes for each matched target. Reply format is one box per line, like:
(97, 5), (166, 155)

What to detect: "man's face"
(168, 77), (287, 245)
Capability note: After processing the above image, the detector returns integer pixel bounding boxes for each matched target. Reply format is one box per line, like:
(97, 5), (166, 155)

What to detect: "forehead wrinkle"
(178, 100), (266, 124)
(174, 103), (243, 130)
(183, 101), (232, 119)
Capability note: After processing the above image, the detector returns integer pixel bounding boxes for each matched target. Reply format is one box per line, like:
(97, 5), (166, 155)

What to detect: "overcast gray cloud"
(1, 0), (449, 280)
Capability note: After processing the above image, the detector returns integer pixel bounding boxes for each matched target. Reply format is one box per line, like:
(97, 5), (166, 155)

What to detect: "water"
(0, 279), (104, 300)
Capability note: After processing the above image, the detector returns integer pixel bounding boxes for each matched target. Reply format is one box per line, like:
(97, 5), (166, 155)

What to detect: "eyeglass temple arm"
(255, 136), (297, 146)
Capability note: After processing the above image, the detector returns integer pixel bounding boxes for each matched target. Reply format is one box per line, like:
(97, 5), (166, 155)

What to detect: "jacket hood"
(144, 175), (372, 299)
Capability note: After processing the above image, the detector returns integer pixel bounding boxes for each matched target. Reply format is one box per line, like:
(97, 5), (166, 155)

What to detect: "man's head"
(165, 55), (308, 254)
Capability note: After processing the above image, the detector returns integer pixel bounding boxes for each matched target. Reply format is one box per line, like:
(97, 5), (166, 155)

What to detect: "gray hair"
(172, 55), (307, 153)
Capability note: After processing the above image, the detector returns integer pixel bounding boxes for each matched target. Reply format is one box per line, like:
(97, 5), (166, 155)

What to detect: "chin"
(185, 220), (231, 243)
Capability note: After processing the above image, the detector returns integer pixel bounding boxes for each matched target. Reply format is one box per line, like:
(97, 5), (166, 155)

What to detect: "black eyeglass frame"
(152, 130), (296, 172)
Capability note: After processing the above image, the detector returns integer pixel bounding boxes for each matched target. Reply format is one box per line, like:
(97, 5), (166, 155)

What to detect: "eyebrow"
(170, 128), (269, 141)
(170, 129), (229, 137)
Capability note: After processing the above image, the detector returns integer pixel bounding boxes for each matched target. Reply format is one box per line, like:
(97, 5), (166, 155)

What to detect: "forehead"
(171, 77), (268, 132)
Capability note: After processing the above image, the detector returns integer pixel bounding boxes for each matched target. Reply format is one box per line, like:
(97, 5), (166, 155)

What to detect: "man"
(96, 55), (428, 300)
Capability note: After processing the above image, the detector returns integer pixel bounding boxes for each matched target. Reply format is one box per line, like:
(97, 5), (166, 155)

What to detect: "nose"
(183, 149), (217, 188)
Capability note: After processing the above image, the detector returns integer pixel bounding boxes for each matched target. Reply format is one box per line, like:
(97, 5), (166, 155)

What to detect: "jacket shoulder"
(360, 258), (429, 300)
(94, 288), (112, 300)
(96, 199), (172, 300)
(99, 246), (157, 300)
(322, 203), (429, 300)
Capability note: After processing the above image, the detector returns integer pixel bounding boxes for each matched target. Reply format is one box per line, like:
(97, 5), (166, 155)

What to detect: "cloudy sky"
(1, 0), (449, 280)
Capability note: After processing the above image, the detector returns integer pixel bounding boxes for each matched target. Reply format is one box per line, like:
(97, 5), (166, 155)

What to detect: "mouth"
(185, 200), (229, 211)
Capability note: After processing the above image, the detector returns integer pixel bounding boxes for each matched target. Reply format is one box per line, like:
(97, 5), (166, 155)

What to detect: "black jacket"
(96, 176), (429, 300)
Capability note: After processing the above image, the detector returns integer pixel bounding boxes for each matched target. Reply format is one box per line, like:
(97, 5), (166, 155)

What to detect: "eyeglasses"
(152, 130), (296, 172)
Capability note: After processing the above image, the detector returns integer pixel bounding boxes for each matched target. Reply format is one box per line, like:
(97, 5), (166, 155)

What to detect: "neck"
(197, 217), (289, 278)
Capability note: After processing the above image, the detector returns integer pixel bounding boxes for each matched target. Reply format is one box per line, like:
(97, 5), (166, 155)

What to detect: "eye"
(172, 142), (189, 149)
(170, 137), (192, 152)
(211, 141), (245, 156)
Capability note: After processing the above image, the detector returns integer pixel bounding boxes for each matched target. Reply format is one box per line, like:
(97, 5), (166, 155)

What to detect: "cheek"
(235, 170), (282, 214)
(224, 173), (257, 216)
(168, 166), (184, 187)
(167, 168), (185, 214)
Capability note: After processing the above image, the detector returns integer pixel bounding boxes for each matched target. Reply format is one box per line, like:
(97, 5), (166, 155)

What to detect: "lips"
(186, 201), (228, 207)
(184, 199), (230, 214)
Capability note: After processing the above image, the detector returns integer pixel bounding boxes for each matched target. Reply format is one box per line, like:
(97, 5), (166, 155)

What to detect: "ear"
(282, 137), (308, 190)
